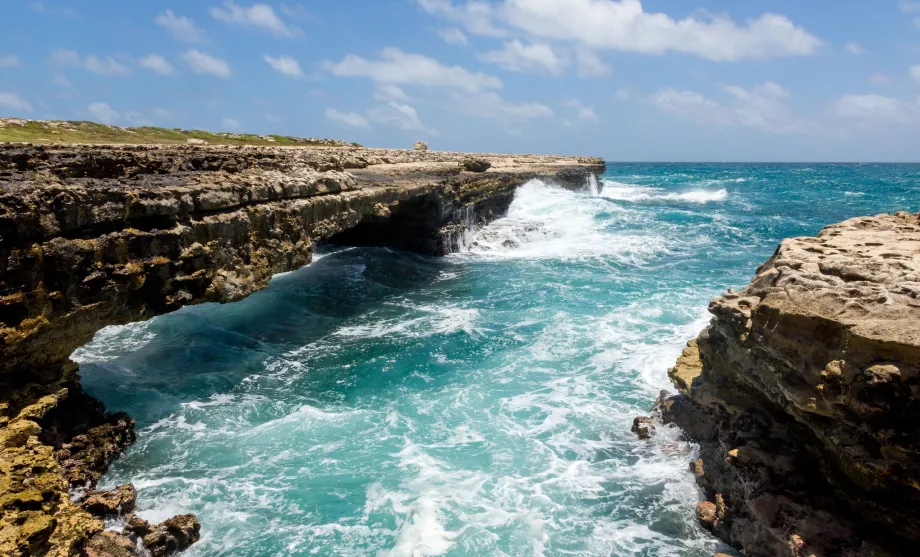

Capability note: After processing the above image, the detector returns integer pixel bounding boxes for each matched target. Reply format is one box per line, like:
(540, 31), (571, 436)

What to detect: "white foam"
(600, 179), (728, 204)
(71, 321), (156, 363)
(453, 179), (667, 263)
(333, 303), (483, 340)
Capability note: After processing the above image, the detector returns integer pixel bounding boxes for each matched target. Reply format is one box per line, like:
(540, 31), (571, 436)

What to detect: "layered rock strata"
(0, 143), (604, 555)
(658, 212), (920, 556)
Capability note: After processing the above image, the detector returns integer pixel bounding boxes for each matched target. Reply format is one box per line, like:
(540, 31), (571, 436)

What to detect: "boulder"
(126, 514), (201, 557)
(81, 484), (137, 517)
(631, 416), (654, 440)
(186, 138), (207, 145)
(413, 141), (428, 151)
(84, 532), (139, 557)
(462, 158), (492, 173)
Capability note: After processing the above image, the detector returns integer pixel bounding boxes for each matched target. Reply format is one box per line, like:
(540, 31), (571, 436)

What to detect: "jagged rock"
(80, 484), (136, 517)
(631, 416), (655, 440)
(84, 531), (139, 557)
(413, 141), (428, 151)
(659, 212), (920, 557)
(126, 514), (201, 557)
(462, 158), (491, 173)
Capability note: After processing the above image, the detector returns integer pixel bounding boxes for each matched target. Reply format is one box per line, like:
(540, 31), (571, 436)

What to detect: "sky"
(2, 0), (920, 161)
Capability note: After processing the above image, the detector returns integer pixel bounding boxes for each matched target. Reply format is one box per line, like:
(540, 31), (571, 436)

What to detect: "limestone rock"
(80, 484), (137, 517)
(462, 158), (492, 173)
(126, 514), (201, 557)
(84, 531), (139, 557)
(631, 416), (655, 440)
(659, 212), (920, 557)
(413, 141), (428, 151)
(186, 138), (207, 145)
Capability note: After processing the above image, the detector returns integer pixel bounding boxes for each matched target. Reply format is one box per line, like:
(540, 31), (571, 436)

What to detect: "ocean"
(76, 163), (920, 556)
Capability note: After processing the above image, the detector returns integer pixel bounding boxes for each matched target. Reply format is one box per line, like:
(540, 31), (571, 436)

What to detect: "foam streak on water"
(82, 163), (920, 556)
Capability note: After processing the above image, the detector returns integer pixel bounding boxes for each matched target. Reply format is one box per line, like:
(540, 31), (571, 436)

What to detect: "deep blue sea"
(78, 164), (920, 556)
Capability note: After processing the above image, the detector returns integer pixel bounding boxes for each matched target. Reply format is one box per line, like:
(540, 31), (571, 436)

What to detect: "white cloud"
(182, 49), (232, 78)
(327, 48), (502, 93)
(0, 92), (33, 113)
(901, 1), (920, 27)
(83, 55), (130, 76)
(420, 0), (821, 62)
(374, 85), (412, 102)
(478, 40), (566, 74)
(211, 1), (297, 37)
(844, 42), (865, 55)
(438, 28), (469, 46)
(155, 10), (207, 42)
(649, 82), (812, 134)
(563, 99), (598, 124)
(912, 65), (920, 83)
(367, 102), (428, 131)
(0, 55), (21, 69)
(264, 55), (303, 78)
(868, 74), (891, 86)
(831, 94), (919, 124)
(50, 50), (130, 76)
(575, 49), (611, 77)
(221, 117), (242, 129)
(87, 102), (119, 125)
(325, 108), (370, 129)
(139, 54), (175, 76)
(450, 91), (554, 124)
(28, 1), (79, 17)
(416, 0), (506, 36)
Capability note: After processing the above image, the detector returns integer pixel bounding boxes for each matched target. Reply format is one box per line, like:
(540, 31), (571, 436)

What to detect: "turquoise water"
(79, 164), (920, 556)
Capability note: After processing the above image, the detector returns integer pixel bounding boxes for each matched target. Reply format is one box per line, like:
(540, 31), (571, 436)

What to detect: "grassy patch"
(0, 119), (351, 147)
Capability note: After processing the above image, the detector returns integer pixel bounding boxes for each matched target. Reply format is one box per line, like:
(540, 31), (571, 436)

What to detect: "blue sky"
(2, 0), (920, 161)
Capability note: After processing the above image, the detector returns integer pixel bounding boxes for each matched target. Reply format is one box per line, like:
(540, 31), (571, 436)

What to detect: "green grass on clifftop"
(0, 118), (358, 147)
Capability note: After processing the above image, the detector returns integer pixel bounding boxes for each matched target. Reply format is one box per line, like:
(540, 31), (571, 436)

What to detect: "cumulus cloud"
(211, 2), (297, 37)
(374, 85), (412, 102)
(367, 102), (428, 131)
(264, 55), (303, 78)
(0, 55), (21, 69)
(868, 74), (891, 86)
(0, 91), (33, 113)
(156, 10), (207, 42)
(478, 40), (566, 74)
(562, 98), (599, 126)
(87, 102), (119, 124)
(182, 49), (232, 77)
(844, 42), (865, 55)
(831, 94), (919, 124)
(50, 49), (130, 76)
(139, 54), (175, 76)
(649, 82), (813, 134)
(327, 48), (502, 93)
(450, 91), (554, 124)
(575, 49), (612, 77)
(438, 28), (469, 46)
(325, 108), (370, 128)
(418, 0), (821, 62)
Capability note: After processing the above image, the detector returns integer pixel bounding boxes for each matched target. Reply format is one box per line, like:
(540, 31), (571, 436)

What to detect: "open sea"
(76, 164), (920, 556)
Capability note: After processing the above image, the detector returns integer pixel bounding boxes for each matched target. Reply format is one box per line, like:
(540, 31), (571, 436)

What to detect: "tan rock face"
(0, 142), (604, 555)
(660, 212), (920, 557)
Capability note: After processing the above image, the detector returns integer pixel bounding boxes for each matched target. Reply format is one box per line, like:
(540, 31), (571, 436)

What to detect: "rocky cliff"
(0, 143), (604, 556)
(658, 212), (920, 556)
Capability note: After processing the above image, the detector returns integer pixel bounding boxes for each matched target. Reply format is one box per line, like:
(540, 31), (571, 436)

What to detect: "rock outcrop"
(658, 212), (920, 556)
(0, 142), (604, 555)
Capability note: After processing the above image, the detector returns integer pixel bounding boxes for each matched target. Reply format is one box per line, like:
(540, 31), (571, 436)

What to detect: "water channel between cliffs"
(76, 164), (920, 556)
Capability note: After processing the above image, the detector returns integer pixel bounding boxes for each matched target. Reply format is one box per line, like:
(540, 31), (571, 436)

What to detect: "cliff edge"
(659, 212), (920, 556)
(0, 143), (604, 556)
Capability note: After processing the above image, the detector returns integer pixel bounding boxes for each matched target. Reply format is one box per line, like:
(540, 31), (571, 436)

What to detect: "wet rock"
(81, 484), (136, 517)
(84, 531), (139, 557)
(462, 158), (491, 173)
(127, 514), (201, 557)
(631, 416), (655, 440)
(658, 212), (920, 556)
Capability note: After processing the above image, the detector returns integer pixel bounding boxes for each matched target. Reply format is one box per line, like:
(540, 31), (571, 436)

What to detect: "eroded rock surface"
(0, 142), (603, 555)
(659, 212), (920, 556)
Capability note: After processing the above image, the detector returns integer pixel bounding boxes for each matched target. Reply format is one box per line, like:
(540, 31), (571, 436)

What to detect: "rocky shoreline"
(650, 212), (920, 556)
(0, 143), (603, 555)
